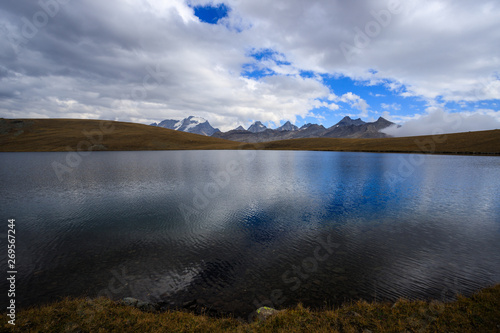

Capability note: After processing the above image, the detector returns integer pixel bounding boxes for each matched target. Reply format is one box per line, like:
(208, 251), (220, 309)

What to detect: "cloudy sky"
(1, 0), (499, 133)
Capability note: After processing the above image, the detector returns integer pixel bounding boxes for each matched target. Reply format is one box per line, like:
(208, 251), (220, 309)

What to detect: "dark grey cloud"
(0, 0), (499, 130)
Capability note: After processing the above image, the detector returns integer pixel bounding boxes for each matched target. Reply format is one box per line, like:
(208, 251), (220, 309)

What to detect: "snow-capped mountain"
(151, 116), (219, 136)
(150, 119), (179, 129)
(213, 117), (394, 142)
(277, 121), (299, 132)
(247, 121), (267, 133)
(152, 115), (394, 142)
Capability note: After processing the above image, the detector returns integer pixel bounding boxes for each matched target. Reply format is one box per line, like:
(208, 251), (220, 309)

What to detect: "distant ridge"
(1, 118), (499, 155)
(213, 117), (395, 143)
(334, 116), (366, 127)
(150, 115), (392, 141)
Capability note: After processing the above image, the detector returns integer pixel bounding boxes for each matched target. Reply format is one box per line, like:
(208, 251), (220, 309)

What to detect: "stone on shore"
(256, 307), (282, 321)
(122, 297), (158, 312)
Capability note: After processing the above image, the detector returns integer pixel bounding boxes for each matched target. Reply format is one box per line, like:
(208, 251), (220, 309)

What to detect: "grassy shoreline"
(2, 284), (499, 332)
(1, 118), (500, 155)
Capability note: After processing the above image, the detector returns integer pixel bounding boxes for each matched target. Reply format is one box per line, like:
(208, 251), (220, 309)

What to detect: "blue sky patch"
(241, 48), (293, 79)
(249, 48), (291, 66)
(241, 64), (275, 80)
(192, 3), (230, 24)
(240, 49), (431, 127)
(239, 46), (498, 128)
(299, 70), (316, 79)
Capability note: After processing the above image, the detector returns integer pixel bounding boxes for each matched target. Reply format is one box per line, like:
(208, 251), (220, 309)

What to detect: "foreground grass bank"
(2, 284), (499, 332)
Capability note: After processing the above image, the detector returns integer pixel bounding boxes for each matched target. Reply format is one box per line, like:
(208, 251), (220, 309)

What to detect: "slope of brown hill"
(252, 130), (500, 155)
(1, 118), (499, 155)
(0, 118), (241, 152)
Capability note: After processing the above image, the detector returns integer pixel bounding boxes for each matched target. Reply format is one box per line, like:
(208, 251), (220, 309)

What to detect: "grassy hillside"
(1, 118), (500, 155)
(252, 130), (500, 155)
(0, 118), (241, 152)
(2, 284), (499, 332)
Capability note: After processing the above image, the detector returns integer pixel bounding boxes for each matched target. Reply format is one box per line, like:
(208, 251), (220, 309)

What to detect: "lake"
(1, 150), (499, 318)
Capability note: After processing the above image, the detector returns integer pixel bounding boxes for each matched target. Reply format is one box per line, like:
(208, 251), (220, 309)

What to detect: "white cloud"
(230, 0), (500, 103)
(382, 109), (500, 137)
(0, 0), (334, 131)
(312, 99), (340, 111)
(0, 0), (499, 127)
(337, 92), (370, 117)
(381, 103), (401, 111)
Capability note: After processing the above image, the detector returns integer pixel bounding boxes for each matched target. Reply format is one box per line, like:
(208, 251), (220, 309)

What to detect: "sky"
(1, 0), (500, 134)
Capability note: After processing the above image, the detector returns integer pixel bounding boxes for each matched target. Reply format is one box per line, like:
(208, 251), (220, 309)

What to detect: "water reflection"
(0, 151), (499, 316)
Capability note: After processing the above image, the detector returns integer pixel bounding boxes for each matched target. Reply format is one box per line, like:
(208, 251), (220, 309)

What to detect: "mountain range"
(150, 116), (220, 136)
(151, 116), (395, 143)
(2, 118), (499, 155)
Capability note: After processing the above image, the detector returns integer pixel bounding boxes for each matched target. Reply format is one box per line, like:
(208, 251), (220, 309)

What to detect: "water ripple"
(0, 151), (499, 315)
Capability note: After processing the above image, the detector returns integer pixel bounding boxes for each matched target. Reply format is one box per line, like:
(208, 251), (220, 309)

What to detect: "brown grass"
(1, 118), (500, 155)
(0, 118), (241, 152)
(253, 131), (500, 155)
(1, 284), (499, 332)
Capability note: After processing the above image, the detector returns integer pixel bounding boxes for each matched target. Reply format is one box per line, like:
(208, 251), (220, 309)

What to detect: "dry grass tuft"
(2, 284), (499, 332)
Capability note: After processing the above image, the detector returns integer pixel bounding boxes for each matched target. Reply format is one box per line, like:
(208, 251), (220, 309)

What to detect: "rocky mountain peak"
(334, 116), (366, 128)
(151, 116), (219, 136)
(248, 121), (267, 133)
(277, 121), (299, 132)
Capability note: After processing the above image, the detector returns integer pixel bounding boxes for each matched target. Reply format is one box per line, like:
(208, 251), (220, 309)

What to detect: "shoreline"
(2, 284), (499, 331)
(2, 148), (500, 156)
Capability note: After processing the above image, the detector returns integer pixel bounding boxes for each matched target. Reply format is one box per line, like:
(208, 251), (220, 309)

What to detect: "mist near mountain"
(383, 110), (500, 137)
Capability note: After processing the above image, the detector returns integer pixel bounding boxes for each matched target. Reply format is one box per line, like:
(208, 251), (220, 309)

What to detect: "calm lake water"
(1, 150), (499, 318)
